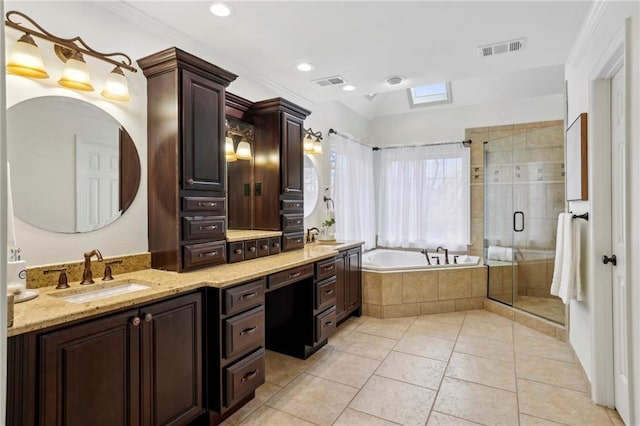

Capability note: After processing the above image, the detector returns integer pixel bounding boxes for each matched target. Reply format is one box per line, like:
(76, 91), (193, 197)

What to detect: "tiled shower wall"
(466, 120), (564, 299)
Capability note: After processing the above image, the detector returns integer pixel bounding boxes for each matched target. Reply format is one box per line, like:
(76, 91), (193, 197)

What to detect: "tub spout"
(436, 246), (449, 264)
(420, 249), (431, 265)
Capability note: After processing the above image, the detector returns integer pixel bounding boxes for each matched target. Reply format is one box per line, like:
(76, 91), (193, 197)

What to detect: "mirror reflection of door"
(75, 136), (119, 232)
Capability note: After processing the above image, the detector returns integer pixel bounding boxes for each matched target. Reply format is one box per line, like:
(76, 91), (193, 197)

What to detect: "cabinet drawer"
(182, 196), (225, 213)
(281, 200), (303, 212)
(316, 258), (337, 281)
(183, 216), (225, 241)
(244, 240), (258, 260)
(183, 241), (226, 269)
(315, 277), (337, 311)
(225, 348), (265, 407)
(282, 214), (304, 232)
(223, 279), (265, 316)
(257, 239), (270, 257)
(224, 306), (265, 359)
(315, 306), (337, 343)
(282, 232), (304, 251)
(268, 264), (313, 290)
(269, 237), (281, 255)
(228, 242), (244, 263)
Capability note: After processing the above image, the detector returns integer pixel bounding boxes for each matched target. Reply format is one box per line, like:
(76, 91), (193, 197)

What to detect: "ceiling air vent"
(479, 38), (526, 57)
(313, 75), (346, 87)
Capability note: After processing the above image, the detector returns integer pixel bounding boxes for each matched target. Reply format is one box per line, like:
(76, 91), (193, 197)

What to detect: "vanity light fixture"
(226, 120), (254, 161)
(4, 10), (137, 101)
(304, 128), (323, 155)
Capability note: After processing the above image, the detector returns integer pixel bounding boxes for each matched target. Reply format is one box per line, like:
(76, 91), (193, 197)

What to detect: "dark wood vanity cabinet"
(250, 98), (311, 251)
(138, 47), (237, 272)
(335, 246), (363, 322)
(7, 292), (203, 426)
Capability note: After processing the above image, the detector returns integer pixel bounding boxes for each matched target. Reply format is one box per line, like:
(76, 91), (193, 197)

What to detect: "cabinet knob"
(130, 316), (141, 326)
(144, 313), (153, 322)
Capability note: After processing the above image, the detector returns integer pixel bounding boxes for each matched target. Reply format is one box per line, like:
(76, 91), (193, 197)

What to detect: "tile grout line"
(330, 315), (419, 425)
(424, 311), (468, 425)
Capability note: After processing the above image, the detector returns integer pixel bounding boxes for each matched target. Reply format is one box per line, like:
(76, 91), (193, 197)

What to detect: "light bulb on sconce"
(304, 127), (323, 156)
(6, 33), (49, 79)
(225, 135), (237, 162)
(4, 10), (137, 101)
(235, 140), (252, 160)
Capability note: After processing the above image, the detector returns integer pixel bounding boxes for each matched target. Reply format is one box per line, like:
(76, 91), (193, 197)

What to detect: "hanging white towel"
(550, 213), (582, 304)
(487, 245), (514, 262)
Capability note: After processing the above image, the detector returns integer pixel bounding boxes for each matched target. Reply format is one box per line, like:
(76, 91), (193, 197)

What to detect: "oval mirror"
(303, 155), (319, 217)
(7, 96), (141, 233)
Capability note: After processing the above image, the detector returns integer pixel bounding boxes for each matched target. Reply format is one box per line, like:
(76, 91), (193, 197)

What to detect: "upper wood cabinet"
(138, 47), (237, 272)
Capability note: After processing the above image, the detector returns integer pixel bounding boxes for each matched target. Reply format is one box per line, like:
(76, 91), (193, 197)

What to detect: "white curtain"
(377, 143), (470, 250)
(330, 133), (376, 250)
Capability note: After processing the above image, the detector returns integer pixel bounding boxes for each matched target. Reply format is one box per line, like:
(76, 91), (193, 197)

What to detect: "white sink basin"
(55, 283), (150, 304)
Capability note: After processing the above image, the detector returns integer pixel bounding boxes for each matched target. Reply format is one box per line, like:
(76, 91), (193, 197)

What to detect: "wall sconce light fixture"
(226, 120), (254, 162)
(304, 128), (323, 155)
(4, 10), (137, 102)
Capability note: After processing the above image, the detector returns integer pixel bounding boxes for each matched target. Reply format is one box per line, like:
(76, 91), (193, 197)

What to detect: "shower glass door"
(484, 124), (566, 324)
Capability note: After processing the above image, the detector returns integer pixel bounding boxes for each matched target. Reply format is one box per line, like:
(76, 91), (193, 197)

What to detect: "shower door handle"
(513, 211), (525, 232)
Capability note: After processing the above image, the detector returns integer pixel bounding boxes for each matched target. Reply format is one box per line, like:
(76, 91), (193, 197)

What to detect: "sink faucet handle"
(44, 267), (69, 290)
(103, 260), (123, 281)
(80, 249), (104, 285)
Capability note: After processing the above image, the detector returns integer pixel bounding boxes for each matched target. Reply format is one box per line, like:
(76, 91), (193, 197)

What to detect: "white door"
(610, 65), (630, 425)
(75, 136), (119, 232)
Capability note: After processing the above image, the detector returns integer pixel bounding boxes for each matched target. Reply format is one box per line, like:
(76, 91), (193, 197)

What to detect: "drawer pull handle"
(199, 225), (217, 231)
(241, 369), (259, 383)
(295, 239), (302, 243)
(324, 289), (335, 296)
(261, 245), (269, 250)
(234, 249), (243, 255)
(130, 316), (141, 326)
(197, 202), (217, 207)
(248, 246), (256, 252)
(199, 251), (218, 257)
(240, 326), (257, 336)
(288, 271), (302, 279)
(144, 313), (153, 322)
(273, 243), (280, 248)
(240, 292), (257, 300)
(323, 320), (334, 328)
(322, 265), (334, 272)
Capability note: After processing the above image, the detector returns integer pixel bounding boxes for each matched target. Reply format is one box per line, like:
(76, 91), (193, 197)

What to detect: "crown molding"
(566, 0), (611, 68)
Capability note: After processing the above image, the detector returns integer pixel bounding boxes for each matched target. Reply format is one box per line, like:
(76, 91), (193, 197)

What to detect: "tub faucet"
(420, 249), (431, 265)
(436, 246), (449, 264)
(80, 249), (103, 285)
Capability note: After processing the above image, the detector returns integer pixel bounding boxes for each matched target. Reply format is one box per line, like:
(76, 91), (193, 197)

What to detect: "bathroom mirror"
(7, 96), (141, 233)
(303, 155), (319, 217)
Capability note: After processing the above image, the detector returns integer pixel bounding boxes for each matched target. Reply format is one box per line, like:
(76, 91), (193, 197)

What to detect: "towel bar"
(570, 212), (589, 221)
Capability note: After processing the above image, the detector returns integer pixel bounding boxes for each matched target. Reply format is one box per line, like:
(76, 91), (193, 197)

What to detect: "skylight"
(409, 82), (451, 106)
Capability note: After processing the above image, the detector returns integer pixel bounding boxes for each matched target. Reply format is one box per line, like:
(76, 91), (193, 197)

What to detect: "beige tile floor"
(222, 310), (623, 426)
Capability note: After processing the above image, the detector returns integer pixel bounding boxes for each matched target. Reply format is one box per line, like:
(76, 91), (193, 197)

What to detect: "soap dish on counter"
(13, 289), (39, 303)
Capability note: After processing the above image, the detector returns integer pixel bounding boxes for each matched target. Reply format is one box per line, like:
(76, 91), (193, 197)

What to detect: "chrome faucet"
(306, 227), (319, 243)
(420, 249), (431, 265)
(436, 246), (449, 264)
(80, 249), (103, 285)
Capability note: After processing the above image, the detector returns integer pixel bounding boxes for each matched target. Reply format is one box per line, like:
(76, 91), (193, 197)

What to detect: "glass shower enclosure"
(483, 124), (566, 324)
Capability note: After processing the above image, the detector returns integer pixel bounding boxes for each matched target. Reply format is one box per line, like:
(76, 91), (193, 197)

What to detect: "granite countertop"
(9, 241), (363, 337)
(226, 229), (283, 242)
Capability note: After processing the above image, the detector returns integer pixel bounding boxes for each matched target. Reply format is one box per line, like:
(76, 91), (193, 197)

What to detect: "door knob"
(602, 255), (617, 266)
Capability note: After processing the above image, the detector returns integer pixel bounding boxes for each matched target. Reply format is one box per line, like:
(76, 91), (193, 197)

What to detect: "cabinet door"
(347, 248), (362, 312)
(182, 70), (225, 192)
(39, 309), (140, 426)
(140, 292), (203, 426)
(335, 253), (347, 321)
(280, 112), (304, 197)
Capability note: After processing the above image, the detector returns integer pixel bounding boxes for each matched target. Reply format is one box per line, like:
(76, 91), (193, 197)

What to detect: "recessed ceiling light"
(342, 84), (356, 92)
(210, 2), (231, 17)
(365, 93), (377, 101)
(385, 75), (406, 86)
(296, 62), (314, 72)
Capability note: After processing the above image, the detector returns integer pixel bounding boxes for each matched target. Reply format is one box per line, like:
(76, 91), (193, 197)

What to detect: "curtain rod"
(327, 128), (371, 148)
(372, 139), (472, 151)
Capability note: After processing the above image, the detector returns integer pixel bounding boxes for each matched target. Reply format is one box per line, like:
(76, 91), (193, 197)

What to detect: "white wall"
(564, 0), (640, 418)
(369, 94), (564, 146)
